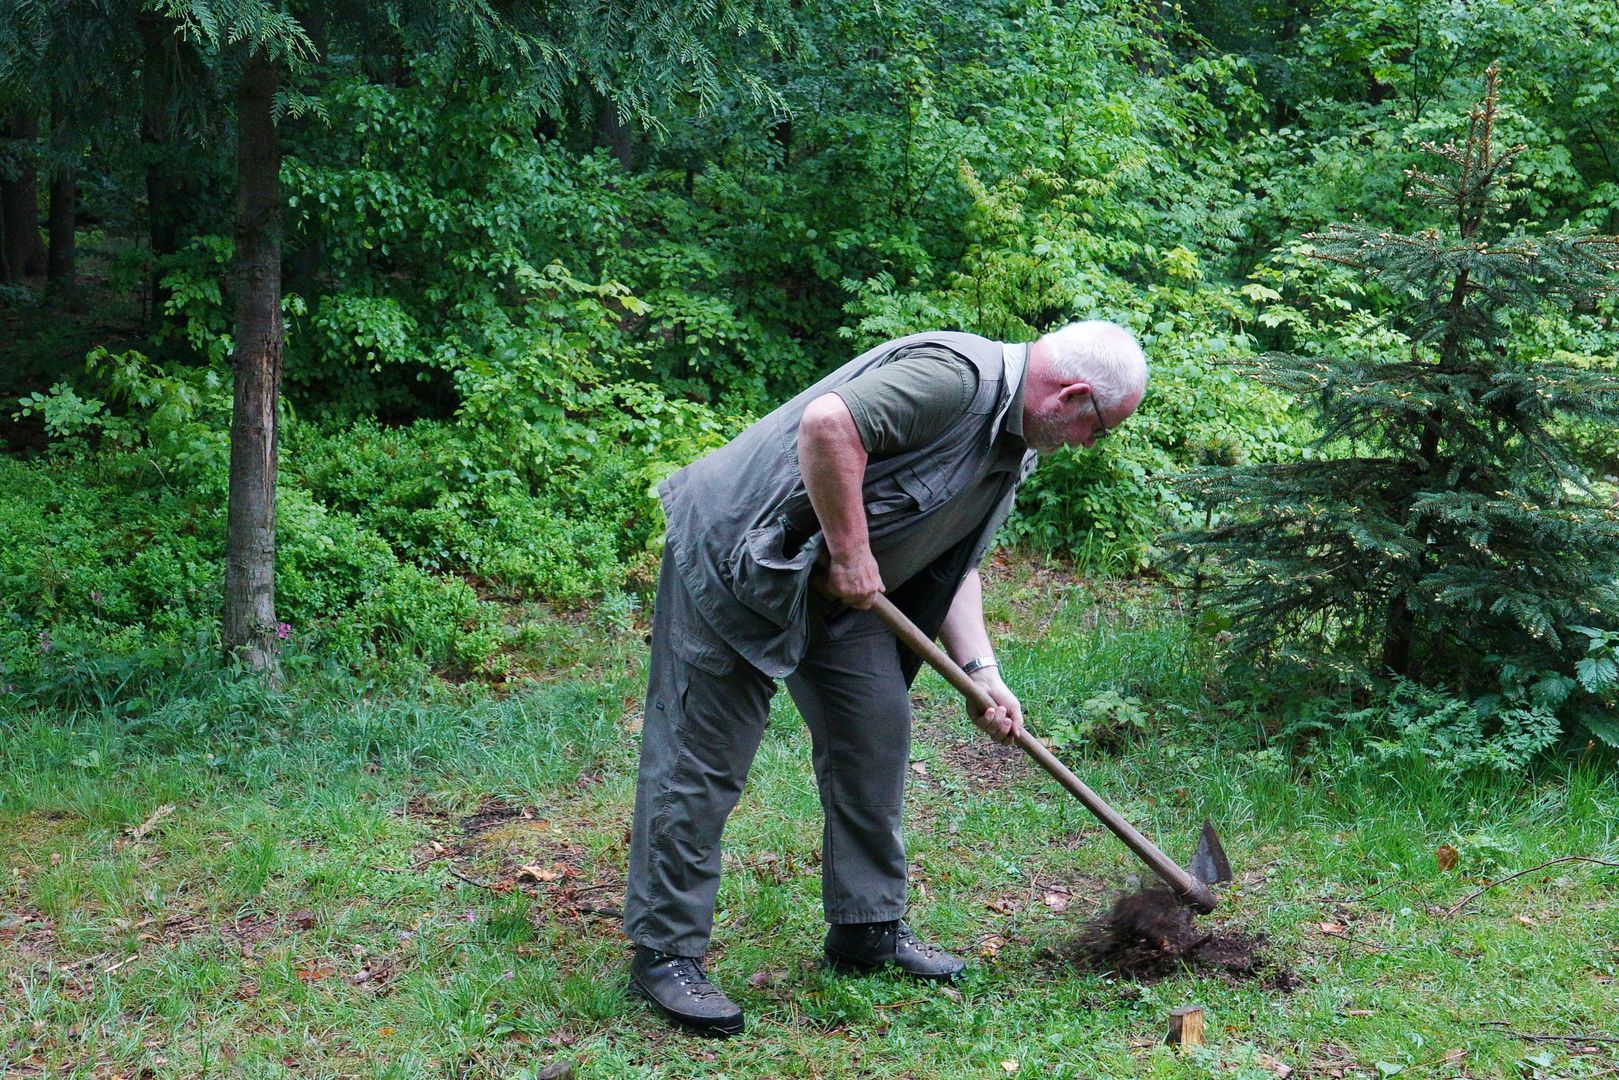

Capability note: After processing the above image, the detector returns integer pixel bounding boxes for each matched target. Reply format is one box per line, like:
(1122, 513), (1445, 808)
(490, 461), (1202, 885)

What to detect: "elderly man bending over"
(623, 321), (1148, 1036)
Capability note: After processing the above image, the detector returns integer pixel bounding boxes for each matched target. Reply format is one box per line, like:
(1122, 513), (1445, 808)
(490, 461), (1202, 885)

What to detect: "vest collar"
(995, 341), (1030, 442)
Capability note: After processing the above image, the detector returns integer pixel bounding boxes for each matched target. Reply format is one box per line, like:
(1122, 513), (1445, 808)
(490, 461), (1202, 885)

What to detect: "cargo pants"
(624, 547), (913, 958)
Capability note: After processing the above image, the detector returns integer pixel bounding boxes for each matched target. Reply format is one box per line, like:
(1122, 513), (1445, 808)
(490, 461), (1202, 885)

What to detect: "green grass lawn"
(3, 565), (1616, 1078)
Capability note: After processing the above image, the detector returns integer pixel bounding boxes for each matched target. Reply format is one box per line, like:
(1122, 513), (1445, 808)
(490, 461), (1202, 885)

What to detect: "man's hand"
(969, 667), (1024, 745)
(826, 548), (884, 610)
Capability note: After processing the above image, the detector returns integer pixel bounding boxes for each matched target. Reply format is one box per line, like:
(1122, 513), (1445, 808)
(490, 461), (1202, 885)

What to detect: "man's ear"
(1054, 381), (1093, 407)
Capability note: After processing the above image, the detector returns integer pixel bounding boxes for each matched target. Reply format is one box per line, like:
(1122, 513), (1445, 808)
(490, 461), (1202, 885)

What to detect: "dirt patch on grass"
(459, 798), (547, 836)
(445, 812), (627, 924)
(1050, 888), (1301, 989)
(912, 701), (1035, 793)
(934, 730), (1034, 791)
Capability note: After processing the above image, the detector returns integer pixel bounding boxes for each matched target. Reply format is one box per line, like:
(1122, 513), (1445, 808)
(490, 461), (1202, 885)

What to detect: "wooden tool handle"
(864, 590), (1217, 913)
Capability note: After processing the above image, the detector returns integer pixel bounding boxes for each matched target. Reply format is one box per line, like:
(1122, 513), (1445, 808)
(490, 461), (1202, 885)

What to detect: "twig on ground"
(872, 998), (928, 1010)
(1481, 1021), (1619, 1046)
(55, 953), (108, 973)
(1317, 881), (1402, 904)
(1443, 856), (1619, 918)
(445, 865), (500, 891)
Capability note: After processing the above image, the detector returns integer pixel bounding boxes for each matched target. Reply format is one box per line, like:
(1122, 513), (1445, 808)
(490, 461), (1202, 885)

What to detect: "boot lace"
(660, 955), (730, 1002)
(898, 923), (943, 958)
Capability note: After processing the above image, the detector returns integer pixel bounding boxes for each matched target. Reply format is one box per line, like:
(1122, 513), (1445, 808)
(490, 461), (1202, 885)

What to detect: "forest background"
(3, 1), (1619, 1076)
(3, 0), (1615, 716)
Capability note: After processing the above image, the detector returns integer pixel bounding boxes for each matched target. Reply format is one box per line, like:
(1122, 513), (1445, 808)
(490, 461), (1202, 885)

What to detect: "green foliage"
(1339, 679), (1563, 777)
(1042, 689), (1151, 754)
(0, 454), (505, 706)
(1174, 71), (1619, 749)
(289, 421), (635, 604)
(13, 347), (233, 478)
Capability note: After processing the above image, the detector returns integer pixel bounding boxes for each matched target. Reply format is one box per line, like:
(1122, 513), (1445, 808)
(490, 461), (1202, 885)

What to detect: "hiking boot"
(629, 945), (745, 1037)
(824, 920), (966, 981)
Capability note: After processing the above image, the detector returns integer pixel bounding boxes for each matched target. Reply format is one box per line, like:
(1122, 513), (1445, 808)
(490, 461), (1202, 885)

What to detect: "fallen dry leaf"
(1001, 1062), (1019, 1074)
(294, 961), (336, 982)
(49, 853), (61, 867)
(1436, 844), (1459, 871)
(1043, 891), (1070, 913)
(1318, 922), (1347, 936)
(127, 804), (175, 842)
(987, 897), (1019, 915)
(1257, 1053), (1293, 1078)
(517, 863), (569, 883)
(1342, 1008), (1375, 1017)
(978, 935), (1006, 958)
(379, 1027), (396, 1037)
(909, 761), (929, 776)
(940, 985), (963, 1002)
(746, 969), (788, 990)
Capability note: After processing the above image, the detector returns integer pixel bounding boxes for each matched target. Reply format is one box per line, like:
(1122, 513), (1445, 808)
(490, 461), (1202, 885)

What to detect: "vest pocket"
(895, 463), (945, 510)
(863, 464), (946, 524)
(728, 522), (821, 629)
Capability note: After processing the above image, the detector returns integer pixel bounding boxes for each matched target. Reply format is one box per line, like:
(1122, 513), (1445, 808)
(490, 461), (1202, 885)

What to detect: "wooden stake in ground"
(1166, 1005), (1205, 1049)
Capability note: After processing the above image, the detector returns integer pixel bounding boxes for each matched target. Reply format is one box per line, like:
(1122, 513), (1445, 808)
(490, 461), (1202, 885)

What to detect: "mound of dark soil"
(1053, 887), (1300, 989)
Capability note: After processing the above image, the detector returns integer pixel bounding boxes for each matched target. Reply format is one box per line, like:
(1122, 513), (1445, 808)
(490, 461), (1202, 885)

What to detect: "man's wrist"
(961, 655), (998, 676)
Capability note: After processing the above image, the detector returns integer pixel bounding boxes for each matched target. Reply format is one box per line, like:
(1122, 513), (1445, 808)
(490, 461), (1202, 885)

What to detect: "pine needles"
(1175, 67), (1619, 742)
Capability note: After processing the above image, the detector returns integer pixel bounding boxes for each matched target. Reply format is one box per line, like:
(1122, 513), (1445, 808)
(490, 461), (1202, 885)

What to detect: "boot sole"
(629, 979), (745, 1037)
(823, 950), (965, 982)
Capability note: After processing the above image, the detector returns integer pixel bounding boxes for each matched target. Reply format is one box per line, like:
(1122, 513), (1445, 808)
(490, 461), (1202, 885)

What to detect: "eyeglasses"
(1089, 394), (1110, 440)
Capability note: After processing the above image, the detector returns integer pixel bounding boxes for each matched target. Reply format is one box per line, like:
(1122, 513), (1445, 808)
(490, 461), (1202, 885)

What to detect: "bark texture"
(137, 12), (199, 317)
(46, 96), (76, 302)
(1, 109), (47, 281)
(222, 50), (284, 674)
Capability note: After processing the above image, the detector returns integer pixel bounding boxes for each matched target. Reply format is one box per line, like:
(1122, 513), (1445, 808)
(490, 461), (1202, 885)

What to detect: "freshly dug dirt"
(1053, 887), (1300, 989)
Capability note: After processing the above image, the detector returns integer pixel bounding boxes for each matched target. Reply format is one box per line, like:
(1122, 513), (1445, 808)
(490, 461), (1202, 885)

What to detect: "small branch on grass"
(55, 953), (108, 973)
(445, 865), (500, 891)
(1481, 1020), (1619, 1045)
(1317, 880), (1402, 904)
(1443, 856), (1619, 918)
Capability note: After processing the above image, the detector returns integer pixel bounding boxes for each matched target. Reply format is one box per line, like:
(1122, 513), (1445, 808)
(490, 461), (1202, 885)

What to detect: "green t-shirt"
(830, 344), (1027, 589)
(833, 344), (979, 457)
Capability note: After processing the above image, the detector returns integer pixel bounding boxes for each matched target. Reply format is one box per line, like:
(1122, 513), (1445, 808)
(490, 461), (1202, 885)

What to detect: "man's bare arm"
(938, 569), (1024, 743)
(797, 393), (883, 608)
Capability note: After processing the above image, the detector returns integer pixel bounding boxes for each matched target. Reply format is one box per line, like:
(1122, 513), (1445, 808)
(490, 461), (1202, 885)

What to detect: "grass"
(2, 560), (1617, 1078)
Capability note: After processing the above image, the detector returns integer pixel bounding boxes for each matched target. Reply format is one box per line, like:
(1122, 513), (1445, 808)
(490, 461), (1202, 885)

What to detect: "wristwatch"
(961, 655), (998, 676)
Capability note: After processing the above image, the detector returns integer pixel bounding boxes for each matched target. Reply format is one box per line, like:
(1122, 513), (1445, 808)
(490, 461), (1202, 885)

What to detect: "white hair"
(1037, 320), (1148, 409)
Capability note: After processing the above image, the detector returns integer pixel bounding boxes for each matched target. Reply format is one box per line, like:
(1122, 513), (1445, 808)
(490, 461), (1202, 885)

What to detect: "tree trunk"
(46, 95), (76, 304)
(1, 109), (48, 281)
(595, 95), (635, 170)
(223, 49), (284, 675)
(137, 12), (196, 318)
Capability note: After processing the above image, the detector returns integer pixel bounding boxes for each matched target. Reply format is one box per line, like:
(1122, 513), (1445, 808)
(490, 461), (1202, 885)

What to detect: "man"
(624, 321), (1148, 1036)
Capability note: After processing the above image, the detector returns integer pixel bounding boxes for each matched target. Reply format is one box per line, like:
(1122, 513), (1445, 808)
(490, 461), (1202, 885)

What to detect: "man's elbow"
(800, 394), (856, 451)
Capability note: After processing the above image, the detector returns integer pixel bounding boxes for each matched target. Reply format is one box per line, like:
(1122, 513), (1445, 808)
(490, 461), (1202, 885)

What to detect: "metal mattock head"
(1189, 818), (1233, 885)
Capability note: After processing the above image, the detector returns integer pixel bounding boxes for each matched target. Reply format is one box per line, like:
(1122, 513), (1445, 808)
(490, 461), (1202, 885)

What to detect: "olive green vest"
(659, 331), (1037, 679)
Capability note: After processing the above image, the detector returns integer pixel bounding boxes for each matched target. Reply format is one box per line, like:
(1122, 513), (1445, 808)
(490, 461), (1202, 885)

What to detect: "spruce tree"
(1176, 67), (1619, 744)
